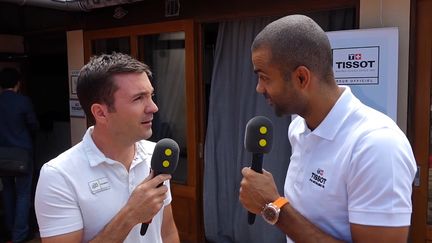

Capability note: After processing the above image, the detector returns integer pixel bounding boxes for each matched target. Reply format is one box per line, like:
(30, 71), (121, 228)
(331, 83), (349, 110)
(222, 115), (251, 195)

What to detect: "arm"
(350, 224), (409, 243)
(277, 203), (409, 242)
(23, 96), (39, 132)
(161, 204), (180, 243)
(89, 173), (171, 243)
(239, 168), (410, 243)
(41, 230), (83, 243)
(239, 167), (342, 242)
(36, 164), (171, 243)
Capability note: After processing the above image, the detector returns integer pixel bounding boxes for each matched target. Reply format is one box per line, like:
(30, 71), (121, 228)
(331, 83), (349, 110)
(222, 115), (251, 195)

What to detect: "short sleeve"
(347, 128), (416, 226)
(35, 163), (84, 237)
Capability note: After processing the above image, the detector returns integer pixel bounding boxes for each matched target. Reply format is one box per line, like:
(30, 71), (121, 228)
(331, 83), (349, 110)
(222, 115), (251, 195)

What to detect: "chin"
(137, 129), (152, 141)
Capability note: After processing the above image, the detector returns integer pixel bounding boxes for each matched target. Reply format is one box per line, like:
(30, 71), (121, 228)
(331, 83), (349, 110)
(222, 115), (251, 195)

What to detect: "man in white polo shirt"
(35, 53), (179, 243)
(239, 15), (417, 242)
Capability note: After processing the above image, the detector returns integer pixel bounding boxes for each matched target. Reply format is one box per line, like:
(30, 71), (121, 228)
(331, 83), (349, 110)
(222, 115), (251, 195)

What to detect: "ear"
(91, 103), (108, 125)
(293, 66), (311, 89)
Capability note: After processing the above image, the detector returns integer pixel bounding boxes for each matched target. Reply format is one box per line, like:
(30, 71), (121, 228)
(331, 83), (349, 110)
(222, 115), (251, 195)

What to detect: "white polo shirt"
(285, 86), (416, 242)
(35, 127), (172, 243)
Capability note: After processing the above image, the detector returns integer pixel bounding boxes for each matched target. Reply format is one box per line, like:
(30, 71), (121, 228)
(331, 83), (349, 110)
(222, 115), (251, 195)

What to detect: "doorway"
(0, 31), (71, 242)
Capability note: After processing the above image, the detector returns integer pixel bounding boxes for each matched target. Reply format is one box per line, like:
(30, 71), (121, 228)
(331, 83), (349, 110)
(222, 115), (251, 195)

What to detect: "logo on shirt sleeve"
(88, 177), (111, 194)
(309, 168), (327, 188)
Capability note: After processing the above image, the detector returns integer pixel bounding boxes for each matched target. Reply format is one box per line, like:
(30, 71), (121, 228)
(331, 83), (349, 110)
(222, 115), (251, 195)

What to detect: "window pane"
(138, 32), (187, 184)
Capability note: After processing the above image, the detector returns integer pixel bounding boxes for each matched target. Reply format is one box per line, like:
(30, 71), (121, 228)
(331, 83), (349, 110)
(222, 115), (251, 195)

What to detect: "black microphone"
(140, 138), (180, 236)
(244, 116), (273, 225)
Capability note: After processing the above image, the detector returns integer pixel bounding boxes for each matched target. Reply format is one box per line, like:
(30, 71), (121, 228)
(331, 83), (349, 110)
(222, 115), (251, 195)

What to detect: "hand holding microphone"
(140, 138), (179, 236)
(243, 116), (273, 225)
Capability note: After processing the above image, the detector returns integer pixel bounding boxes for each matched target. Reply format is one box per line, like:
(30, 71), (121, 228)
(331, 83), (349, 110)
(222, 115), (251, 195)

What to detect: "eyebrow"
(253, 69), (261, 74)
(131, 89), (154, 100)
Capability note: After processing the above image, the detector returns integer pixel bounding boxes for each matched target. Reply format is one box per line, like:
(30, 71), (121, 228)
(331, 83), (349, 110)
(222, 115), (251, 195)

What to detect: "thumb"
(141, 170), (155, 184)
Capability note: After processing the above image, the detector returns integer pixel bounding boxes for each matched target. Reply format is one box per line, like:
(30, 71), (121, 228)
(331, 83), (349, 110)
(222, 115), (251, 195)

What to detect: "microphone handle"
(140, 171), (163, 236)
(248, 153), (263, 225)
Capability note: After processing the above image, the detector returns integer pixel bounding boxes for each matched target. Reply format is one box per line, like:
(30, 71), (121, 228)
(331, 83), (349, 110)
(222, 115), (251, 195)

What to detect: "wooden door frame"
(83, 20), (205, 242)
(408, 0), (432, 242)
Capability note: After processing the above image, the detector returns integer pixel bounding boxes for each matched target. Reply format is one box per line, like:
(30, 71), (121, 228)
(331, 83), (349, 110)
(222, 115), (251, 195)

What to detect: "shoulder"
(41, 142), (87, 176)
(351, 106), (407, 146)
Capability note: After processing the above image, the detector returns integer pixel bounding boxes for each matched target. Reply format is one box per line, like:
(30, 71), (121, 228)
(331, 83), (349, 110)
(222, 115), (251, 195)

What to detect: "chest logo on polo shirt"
(309, 168), (327, 188)
(88, 177), (111, 194)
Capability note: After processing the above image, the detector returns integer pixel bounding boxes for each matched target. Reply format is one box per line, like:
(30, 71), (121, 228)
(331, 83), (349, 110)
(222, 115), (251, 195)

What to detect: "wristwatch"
(261, 197), (289, 225)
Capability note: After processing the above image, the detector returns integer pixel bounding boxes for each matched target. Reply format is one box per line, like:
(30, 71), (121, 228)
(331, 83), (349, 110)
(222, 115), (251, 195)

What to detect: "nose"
(256, 81), (265, 94)
(146, 99), (159, 114)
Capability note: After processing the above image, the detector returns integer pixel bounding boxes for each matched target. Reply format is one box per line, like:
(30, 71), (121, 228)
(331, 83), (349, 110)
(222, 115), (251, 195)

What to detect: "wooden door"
(409, 0), (432, 242)
(83, 20), (204, 243)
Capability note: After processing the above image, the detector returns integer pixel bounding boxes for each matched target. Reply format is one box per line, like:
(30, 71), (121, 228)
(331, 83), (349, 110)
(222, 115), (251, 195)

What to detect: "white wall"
(67, 30), (87, 145)
(360, 0), (410, 132)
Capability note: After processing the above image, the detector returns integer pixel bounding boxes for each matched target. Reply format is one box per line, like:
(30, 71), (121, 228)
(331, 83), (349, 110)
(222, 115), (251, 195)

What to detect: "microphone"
(244, 116), (273, 225)
(140, 138), (180, 236)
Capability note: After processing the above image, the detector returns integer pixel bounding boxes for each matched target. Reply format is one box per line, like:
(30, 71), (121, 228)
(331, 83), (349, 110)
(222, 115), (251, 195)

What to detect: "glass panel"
(91, 37), (130, 55)
(138, 32), (187, 184)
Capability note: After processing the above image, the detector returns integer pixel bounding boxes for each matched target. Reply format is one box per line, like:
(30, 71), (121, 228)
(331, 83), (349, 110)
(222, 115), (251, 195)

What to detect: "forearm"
(162, 229), (180, 243)
(276, 204), (344, 243)
(161, 205), (180, 243)
(90, 206), (136, 243)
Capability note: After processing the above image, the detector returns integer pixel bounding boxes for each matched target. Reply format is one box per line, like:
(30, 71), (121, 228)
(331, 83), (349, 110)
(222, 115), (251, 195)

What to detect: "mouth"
(141, 119), (153, 126)
(263, 93), (273, 106)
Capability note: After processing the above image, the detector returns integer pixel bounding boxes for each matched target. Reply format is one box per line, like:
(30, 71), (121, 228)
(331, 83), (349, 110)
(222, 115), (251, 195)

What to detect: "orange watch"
(261, 197), (289, 225)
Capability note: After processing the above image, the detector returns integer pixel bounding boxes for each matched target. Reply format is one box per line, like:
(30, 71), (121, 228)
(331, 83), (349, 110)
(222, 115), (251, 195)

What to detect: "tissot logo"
(348, 53), (362, 60)
(309, 168), (327, 188)
(335, 52), (375, 69)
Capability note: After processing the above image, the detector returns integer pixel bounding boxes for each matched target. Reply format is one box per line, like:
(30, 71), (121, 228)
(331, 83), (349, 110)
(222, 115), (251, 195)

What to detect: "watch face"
(264, 207), (277, 219)
(262, 204), (279, 225)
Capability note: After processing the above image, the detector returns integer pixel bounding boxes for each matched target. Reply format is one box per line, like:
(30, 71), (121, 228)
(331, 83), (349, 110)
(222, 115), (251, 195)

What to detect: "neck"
(304, 84), (344, 130)
(91, 125), (136, 171)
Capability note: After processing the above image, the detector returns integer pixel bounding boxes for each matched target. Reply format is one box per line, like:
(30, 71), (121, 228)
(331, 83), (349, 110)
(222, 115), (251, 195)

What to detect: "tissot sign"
(327, 28), (398, 121)
(333, 46), (379, 85)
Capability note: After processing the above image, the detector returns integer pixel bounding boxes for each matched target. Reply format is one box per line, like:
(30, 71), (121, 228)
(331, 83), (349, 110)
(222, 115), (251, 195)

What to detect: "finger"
(241, 167), (251, 176)
(262, 169), (272, 176)
(147, 174), (172, 188)
(140, 170), (155, 184)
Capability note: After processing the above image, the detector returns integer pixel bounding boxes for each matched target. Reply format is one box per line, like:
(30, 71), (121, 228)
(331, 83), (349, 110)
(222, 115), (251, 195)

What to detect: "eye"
(258, 74), (269, 82)
(133, 95), (144, 102)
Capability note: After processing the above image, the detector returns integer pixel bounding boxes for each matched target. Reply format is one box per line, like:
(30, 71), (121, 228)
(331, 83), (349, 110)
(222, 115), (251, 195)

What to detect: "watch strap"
(273, 197), (289, 209)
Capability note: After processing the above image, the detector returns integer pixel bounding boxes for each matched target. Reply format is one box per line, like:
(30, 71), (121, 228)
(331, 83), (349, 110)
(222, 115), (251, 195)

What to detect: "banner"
(326, 28), (399, 121)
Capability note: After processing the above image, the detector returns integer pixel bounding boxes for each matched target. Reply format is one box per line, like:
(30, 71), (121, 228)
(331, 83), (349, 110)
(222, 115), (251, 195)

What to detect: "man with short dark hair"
(0, 67), (39, 243)
(239, 15), (417, 243)
(35, 53), (179, 243)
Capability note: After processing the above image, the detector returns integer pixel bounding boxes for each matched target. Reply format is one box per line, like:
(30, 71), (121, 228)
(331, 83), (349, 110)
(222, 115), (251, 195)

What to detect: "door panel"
(410, 0), (432, 242)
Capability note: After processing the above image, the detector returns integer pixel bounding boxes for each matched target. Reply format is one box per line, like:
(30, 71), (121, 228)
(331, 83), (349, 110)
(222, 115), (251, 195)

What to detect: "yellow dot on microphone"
(165, 148), (172, 156)
(259, 126), (268, 134)
(163, 160), (170, 168)
(259, 139), (267, 147)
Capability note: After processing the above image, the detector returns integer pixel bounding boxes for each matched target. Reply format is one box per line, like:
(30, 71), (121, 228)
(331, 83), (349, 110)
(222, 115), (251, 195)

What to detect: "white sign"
(70, 70), (80, 97)
(327, 28), (398, 121)
(70, 99), (85, 118)
(333, 46), (379, 84)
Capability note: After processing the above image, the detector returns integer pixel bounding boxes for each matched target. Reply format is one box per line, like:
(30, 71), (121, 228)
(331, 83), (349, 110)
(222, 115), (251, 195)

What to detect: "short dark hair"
(252, 15), (334, 83)
(77, 52), (152, 124)
(0, 68), (21, 89)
